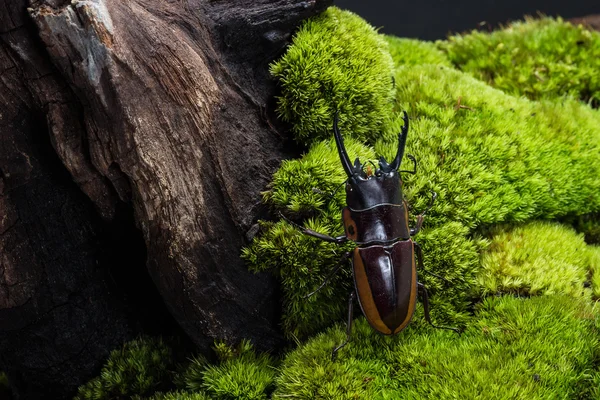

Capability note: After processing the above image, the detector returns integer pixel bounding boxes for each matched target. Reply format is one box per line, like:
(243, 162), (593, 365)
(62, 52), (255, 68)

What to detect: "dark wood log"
(1, 0), (330, 398)
(0, 10), (137, 399)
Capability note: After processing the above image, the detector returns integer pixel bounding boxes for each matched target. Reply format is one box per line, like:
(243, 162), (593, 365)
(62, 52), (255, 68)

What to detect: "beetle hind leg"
(417, 282), (460, 334)
(304, 252), (352, 299)
(414, 241), (451, 284)
(332, 291), (355, 361)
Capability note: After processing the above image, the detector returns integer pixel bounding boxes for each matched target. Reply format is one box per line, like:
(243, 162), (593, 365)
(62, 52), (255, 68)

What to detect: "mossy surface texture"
(77, 7), (600, 400)
(270, 7), (396, 144)
(245, 6), (600, 338)
(274, 296), (599, 399)
(243, 6), (600, 399)
(440, 17), (600, 105)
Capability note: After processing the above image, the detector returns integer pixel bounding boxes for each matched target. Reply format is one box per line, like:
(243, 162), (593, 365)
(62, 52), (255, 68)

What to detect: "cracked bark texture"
(0, 7), (137, 398)
(0, 0), (330, 398)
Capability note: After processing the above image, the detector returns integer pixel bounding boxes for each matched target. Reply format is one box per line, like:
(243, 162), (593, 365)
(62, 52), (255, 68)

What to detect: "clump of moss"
(384, 35), (451, 67)
(75, 337), (174, 400)
(78, 339), (277, 400)
(476, 221), (592, 298)
(439, 17), (600, 105)
(273, 295), (600, 399)
(177, 341), (276, 400)
(383, 64), (600, 227)
(270, 7), (396, 144)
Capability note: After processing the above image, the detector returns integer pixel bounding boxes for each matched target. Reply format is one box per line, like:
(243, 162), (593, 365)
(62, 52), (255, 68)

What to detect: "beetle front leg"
(410, 191), (437, 236)
(417, 282), (460, 334)
(279, 212), (348, 244)
(399, 154), (417, 174)
(332, 291), (355, 361)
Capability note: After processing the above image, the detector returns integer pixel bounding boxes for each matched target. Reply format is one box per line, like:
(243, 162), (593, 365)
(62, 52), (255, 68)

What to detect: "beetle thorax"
(346, 172), (403, 211)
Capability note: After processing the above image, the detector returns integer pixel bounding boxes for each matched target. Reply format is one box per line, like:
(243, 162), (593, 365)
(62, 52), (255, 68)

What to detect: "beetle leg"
(332, 291), (355, 361)
(410, 191), (437, 236)
(279, 212), (348, 244)
(304, 252), (352, 299)
(399, 154), (417, 174)
(413, 241), (450, 284)
(417, 282), (460, 334)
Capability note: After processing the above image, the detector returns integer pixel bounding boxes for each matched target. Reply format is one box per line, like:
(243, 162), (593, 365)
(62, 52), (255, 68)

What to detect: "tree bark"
(0, 7), (138, 398)
(0, 0), (330, 398)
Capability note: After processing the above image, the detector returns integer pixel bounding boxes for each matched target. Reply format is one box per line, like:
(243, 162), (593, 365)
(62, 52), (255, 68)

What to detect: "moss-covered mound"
(78, 339), (276, 400)
(439, 17), (600, 105)
(477, 221), (597, 298)
(74, 337), (174, 400)
(245, 12), (600, 340)
(180, 341), (276, 400)
(387, 64), (600, 226)
(270, 7), (396, 144)
(273, 296), (600, 399)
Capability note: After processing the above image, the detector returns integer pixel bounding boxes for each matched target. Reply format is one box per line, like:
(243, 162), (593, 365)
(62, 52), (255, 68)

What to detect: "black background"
(335, 0), (599, 40)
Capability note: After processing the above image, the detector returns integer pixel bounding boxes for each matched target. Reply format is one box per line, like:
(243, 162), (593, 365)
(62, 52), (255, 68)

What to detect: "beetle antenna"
(328, 179), (348, 202)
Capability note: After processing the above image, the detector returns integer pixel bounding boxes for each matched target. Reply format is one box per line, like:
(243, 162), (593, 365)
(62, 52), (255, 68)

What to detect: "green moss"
(178, 341), (275, 400)
(439, 17), (600, 105)
(413, 222), (485, 327)
(270, 7), (396, 144)
(590, 246), (600, 300)
(174, 355), (208, 393)
(476, 221), (591, 298)
(262, 138), (376, 217)
(273, 295), (600, 399)
(74, 337), (174, 400)
(247, 61), (600, 338)
(385, 64), (600, 227)
(384, 35), (451, 67)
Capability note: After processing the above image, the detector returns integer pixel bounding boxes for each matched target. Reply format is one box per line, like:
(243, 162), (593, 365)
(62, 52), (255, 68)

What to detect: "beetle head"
(334, 111), (409, 210)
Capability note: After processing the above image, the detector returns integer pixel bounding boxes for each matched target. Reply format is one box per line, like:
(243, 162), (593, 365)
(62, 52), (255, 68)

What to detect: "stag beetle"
(284, 111), (459, 359)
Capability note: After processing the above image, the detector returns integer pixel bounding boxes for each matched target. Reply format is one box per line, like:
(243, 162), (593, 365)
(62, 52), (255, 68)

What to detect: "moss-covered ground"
(72, 7), (600, 400)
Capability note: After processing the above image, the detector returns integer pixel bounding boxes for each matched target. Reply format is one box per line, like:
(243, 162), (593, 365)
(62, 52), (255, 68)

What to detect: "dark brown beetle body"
(344, 205), (417, 335)
(287, 111), (458, 358)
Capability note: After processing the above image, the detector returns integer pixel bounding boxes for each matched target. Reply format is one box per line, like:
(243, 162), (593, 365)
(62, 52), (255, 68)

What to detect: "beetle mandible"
(285, 111), (459, 359)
